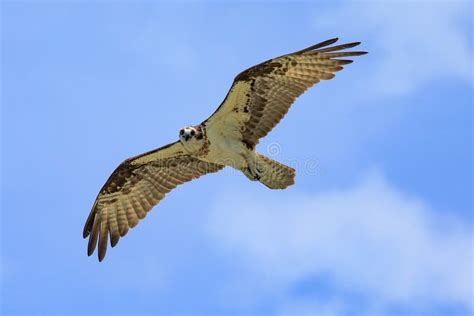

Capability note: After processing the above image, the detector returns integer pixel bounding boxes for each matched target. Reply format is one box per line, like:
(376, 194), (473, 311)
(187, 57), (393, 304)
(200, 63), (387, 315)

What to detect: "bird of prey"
(83, 38), (367, 261)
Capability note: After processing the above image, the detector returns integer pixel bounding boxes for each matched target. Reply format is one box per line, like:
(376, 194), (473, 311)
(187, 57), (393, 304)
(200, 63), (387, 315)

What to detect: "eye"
(180, 130), (184, 135)
(190, 130), (195, 136)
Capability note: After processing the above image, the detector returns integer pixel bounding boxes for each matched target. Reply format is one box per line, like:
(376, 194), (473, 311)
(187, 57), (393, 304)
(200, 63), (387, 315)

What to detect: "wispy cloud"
(206, 169), (473, 314)
(312, 1), (473, 97)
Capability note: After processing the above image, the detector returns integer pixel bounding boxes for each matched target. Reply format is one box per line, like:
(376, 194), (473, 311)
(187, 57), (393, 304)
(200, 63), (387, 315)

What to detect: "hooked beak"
(184, 134), (191, 141)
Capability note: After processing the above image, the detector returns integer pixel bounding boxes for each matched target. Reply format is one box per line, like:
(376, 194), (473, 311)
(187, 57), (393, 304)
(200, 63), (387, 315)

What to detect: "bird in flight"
(83, 38), (367, 261)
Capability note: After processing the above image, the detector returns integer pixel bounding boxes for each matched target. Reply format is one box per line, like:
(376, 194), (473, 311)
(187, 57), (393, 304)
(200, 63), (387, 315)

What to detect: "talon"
(247, 167), (261, 180)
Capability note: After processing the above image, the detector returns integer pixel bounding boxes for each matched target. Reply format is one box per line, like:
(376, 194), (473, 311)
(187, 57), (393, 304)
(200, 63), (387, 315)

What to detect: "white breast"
(205, 128), (248, 170)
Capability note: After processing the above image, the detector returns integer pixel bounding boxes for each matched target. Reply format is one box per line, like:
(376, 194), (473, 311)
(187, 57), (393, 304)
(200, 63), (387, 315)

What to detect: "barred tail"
(253, 154), (295, 189)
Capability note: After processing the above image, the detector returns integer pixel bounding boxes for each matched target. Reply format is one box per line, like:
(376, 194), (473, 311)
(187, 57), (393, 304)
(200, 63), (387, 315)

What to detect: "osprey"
(84, 38), (367, 261)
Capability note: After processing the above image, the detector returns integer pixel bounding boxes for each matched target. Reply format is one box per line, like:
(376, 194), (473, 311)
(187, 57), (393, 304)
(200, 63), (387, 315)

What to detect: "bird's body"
(84, 38), (367, 261)
(179, 124), (248, 170)
(203, 130), (249, 171)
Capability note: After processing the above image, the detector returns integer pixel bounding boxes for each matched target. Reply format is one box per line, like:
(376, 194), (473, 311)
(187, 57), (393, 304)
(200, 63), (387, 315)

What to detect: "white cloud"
(206, 169), (473, 314)
(312, 1), (473, 97)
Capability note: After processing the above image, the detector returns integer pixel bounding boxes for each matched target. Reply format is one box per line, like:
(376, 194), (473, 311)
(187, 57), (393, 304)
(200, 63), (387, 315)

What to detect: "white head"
(179, 126), (205, 153)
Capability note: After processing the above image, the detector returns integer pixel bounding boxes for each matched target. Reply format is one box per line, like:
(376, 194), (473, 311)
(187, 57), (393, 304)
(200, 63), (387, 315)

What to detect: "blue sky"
(1, 1), (472, 316)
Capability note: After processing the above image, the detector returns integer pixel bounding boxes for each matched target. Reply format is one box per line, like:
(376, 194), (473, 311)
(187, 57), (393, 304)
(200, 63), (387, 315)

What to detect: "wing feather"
(87, 212), (100, 256)
(204, 38), (367, 148)
(108, 205), (120, 247)
(83, 141), (224, 261)
(98, 217), (109, 261)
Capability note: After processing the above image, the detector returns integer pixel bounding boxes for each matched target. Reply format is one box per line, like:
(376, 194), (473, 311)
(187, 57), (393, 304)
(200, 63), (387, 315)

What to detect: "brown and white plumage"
(204, 38), (367, 149)
(84, 38), (367, 261)
(83, 141), (223, 261)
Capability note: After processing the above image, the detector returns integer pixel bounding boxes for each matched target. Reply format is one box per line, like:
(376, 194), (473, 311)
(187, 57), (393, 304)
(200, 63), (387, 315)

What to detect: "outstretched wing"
(204, 38), (367, 148)
(83, 141), (224, 261)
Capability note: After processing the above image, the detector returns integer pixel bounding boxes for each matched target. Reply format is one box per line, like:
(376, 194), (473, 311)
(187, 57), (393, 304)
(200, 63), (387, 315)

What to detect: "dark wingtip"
(83, 220), (91, 238)
(83, 203), (98, 238)
(87, 245), (94, 257)
(111, 235), (120, 248)
(295, 38), (339, 54)
(87, 234), (97, 257)
(347, 41), (361, 47)
(310, 37), (339, 49)
(335, 59), (354, 65)
(98, 230), (108, 262)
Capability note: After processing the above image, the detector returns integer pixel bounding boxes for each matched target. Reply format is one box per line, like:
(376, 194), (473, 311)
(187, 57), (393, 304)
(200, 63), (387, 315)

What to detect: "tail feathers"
(250, 154), (295, 189)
